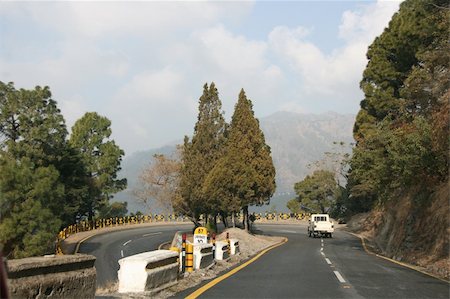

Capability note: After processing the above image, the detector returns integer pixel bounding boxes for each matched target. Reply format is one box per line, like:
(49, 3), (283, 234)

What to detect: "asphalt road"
(78, 223), (192, 286)
(177, 223), (449, 299)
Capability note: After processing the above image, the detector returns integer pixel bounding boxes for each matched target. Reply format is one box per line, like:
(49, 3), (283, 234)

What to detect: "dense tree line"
(0, 82), (126, 258)
(291, 0), (448, 217)
(344, 0), (449, 216)
(138, 83), (276, 231)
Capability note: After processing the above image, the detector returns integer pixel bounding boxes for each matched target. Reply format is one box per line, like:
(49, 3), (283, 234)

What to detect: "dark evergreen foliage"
(348, 0), (449, 213)
(0, 83), (126, 258)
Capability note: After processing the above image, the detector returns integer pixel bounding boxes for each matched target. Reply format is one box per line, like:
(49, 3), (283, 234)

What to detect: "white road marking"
(123, 240), (132, 246)
(279, 230), (297, 234)
(120, 250), (124, 257)
(143, 232), (162, 237)
(320, 247), (323, 252)
(334, 271), (346, 283)
(325, 258), (332, 265)
(321, 252), (325, 256)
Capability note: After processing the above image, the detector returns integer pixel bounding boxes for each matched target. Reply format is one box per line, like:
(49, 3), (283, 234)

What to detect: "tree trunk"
(232, 213), (236, 228)
(88, 205), (94, 222)
(213, 214), (217, 231)
(220, 212), (228, 228)
(243, 206), (249, 231)
(191, 212), (201, 229)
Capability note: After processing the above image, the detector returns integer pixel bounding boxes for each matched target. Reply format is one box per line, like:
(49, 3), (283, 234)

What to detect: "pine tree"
(349, 0), (449, 211)
(205, 89), (276, 230)
(69, 112), (127, 220)
(0, 82), (89, 257)
(178, 83), (227, 225)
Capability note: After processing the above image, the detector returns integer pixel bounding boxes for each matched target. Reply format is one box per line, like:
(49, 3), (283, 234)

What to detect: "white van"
(308, 214), (334, 238)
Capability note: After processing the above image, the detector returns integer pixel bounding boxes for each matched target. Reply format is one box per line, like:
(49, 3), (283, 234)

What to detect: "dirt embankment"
(346, 183), (449, 280)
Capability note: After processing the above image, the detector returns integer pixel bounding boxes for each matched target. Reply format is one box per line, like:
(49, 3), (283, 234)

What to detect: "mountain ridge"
(114, 111), (355, 213)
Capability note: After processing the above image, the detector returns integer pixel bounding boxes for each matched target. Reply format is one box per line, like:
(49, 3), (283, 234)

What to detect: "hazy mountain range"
(114, 111), (355, 213)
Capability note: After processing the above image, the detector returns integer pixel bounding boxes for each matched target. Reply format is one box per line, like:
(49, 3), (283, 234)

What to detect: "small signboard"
(193, 227), (208, 244)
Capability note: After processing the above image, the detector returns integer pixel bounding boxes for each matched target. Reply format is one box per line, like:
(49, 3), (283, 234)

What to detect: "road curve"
(78, 223), (192, 286)
(177, 223), (449, 299)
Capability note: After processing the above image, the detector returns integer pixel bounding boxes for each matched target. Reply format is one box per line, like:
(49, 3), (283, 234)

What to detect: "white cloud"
(107, 67), (191, 154)
(0, 0), (402, 154)
(12, 2), (253, 39)
(115, 68), (182, 104)
(59, 95), (87, 131)
(339, 0), (401, 43)
(194, 25), (268, 73)
(185, 25), (285, 117)
(268, 0), (401, 109)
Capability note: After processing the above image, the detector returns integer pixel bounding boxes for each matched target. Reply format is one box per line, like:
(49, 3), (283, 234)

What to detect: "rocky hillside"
(347, 183), (449, 280)
(114, 111), (355, 213)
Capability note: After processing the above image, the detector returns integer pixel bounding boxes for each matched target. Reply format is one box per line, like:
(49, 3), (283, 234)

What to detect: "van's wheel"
(329, 233), (333, 238)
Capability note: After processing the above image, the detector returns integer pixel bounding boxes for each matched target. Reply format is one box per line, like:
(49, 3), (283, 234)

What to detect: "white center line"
(325, 258), (332, 265)
(333, 271), (346, 283)
(123, 240), (132, 246)
(143, 232), (162, 237)
(321, 252), (325, 256)
(320, 247), (323, 252)
(120, 250), (124, 257)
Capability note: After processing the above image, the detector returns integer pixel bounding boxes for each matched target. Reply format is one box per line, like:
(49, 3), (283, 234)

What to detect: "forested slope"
(345, 0), (449, 279)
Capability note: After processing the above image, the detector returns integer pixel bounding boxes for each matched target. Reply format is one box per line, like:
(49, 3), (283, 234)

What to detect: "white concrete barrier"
(214, 241), (230, 261)
(193, 243), (214, 270)
(118, 250), (179, 294)
(229, 239), (240, 255)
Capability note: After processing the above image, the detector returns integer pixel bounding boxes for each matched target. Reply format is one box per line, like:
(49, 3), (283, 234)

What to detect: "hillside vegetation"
(0, 84), (126, 258)
(344, 0), (449, 279)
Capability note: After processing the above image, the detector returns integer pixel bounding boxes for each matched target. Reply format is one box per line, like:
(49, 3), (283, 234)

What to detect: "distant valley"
(114, 111), (355, 213)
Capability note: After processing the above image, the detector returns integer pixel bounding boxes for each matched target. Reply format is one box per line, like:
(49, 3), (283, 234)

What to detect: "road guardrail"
(118, 250), (179, 294)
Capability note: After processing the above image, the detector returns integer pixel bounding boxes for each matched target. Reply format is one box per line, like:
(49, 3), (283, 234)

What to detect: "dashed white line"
(325, 258), (332, 265)
(123, 240), (132, 246)
(143, 232), (162, 237)
(321, 251), (325, 256)
(320, 247), (323, 252)
(333, 271), (346, 283)
(120, 250), (124, 257)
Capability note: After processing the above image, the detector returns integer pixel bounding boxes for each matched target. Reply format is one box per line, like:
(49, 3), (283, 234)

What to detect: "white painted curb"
(193, 243), (214, 270)
(229, 239), (240, 255)
(118, 250), (179, 293)
(214, 241), (230, 261)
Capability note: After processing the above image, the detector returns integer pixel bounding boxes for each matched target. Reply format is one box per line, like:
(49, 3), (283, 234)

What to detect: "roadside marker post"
(211, 233), (216, 257)
(181, 233), (186, 274)
(226, 232), (231, 254)
(186, 243), (194, 272)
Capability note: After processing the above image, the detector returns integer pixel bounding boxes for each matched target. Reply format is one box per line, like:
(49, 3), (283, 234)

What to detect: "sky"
(0, 0), (401, 156)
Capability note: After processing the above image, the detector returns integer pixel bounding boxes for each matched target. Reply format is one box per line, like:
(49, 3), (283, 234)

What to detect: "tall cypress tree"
(178, 83), (227, 225)
(205, 89), (276, 230)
